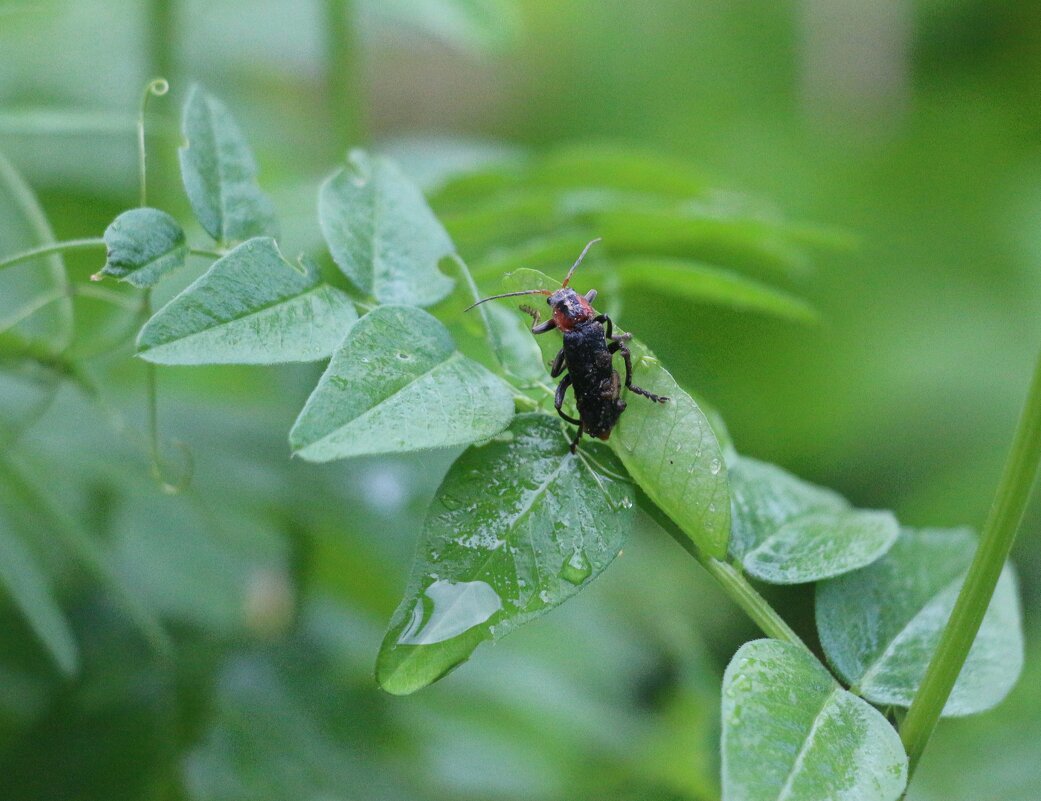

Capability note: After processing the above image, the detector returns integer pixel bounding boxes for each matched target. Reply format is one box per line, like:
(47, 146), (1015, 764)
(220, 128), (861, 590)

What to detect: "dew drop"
(397, 579), (502, 646)
(560, 548), (592, 585)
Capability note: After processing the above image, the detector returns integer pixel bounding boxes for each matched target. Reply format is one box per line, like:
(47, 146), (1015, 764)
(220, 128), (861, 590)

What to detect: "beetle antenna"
(464, 289), (552, 311)
(561, 237), (602, 288)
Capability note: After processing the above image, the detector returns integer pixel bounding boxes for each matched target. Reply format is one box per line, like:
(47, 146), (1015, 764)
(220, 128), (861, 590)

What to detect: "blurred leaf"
(596, 257), (817, 323)
(0, 516), (77, 676)
(319, 150), (455, 306)
(185, 645), (414, 801)
(96, 207), (186, 288)
(376, 413), (635, 695)
(503, 267), (730, 558)
(722, 638), (907, 801)
(0, 148), (71, 356)
(0, 457), (169, 657)
(112, 493), (290, 637)
(728, 456), (899, 584)
(586, 207), (813, 276)
(179, 85), (278, 245)
(816, 528), (1024, 716)
(290, 305), (514, 462)
(137, 238), (356, 365)
(530, 143), (708, 197)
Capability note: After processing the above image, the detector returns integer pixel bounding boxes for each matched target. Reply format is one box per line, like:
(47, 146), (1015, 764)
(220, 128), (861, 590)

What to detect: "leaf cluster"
(0, 86), (1026, 801)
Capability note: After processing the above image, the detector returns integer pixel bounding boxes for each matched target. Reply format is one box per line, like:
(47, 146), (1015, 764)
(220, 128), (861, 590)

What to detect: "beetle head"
(547, 287), (594, 330)
(463, 238), (603, 319)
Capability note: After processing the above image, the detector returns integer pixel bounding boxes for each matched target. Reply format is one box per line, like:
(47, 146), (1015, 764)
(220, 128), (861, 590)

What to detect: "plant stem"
(146, 0), (177, 85)
(322, 0), (364, 153)
(900, 349), (1041, 776)
(0, 238), (106, 273)
(138, 78), (170, 207)
(638, 490), (811, 653)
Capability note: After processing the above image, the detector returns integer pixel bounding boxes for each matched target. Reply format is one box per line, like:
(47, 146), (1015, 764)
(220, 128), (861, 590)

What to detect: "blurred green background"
(1, 1), (1040, 799)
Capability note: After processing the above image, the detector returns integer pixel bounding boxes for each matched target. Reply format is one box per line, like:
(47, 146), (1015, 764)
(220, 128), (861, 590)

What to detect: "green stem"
(900, 350), (1041, 775)
(138, 78), (170, 207)
(639, 490), (810, 652)
(146, 0), (177, 84)
(322, 0), (364, 153)
(0, 238), (106, 273)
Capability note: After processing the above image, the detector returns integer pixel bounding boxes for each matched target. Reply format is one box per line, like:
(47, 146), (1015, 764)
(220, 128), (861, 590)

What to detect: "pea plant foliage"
(2, 85), (1027, 801)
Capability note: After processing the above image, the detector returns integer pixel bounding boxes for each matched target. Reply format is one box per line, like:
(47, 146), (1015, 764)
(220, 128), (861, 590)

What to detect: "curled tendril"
(138, 76), (169, 207)
(145, 78), (170, 98)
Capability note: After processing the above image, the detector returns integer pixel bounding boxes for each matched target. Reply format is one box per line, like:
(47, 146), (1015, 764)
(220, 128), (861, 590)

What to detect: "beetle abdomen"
(562, 321), (625, 439)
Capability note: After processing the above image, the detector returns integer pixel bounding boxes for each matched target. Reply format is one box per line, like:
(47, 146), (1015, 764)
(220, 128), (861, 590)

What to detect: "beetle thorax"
(548, 288), (594, 331)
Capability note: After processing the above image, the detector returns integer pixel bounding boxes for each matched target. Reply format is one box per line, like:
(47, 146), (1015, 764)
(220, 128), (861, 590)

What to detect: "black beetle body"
(467, 239), (668, 451)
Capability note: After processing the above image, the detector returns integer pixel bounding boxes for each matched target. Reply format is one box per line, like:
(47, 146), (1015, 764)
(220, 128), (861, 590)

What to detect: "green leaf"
(179, 85), (278, 245)
(137, 237), (357, 365)
(728, 456), (899, 584)
(0, 517), (78, 675)
(596, 257), (817, 323)
(319, 150), (455, 306)
(290, 305), (514, 461)
(586, 207), (813, 276)
(816, 528), (1024, 716)
(376, 413), (636, 695)
(611, 343), (730, 558)
(502, 267), (730, 558)
(96, 207), (186, 288)
(722, 639), (907, 801)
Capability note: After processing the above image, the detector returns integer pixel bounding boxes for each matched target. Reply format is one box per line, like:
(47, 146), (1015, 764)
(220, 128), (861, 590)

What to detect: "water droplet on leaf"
(560, 548), (592, 585)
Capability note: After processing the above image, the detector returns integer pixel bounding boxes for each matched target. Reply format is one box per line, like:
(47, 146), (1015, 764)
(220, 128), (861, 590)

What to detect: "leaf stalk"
(900, 349), (1041, 775)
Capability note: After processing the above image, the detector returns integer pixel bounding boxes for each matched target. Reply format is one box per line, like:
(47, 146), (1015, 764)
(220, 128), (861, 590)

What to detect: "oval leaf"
(376, 413), (636, 695)
(816, 527), (1024, 716)
(95, 207), (186, 288)
(501, 267), (730, 557)
(289, 305), (514, 461)
(729, 456), (899, 584)
(137, 237), (357, 365)
(179, 85), (278, 244)
(722, 639), (907, 801)
(319, 150), (455, 306)
(610, 343), (730, 558)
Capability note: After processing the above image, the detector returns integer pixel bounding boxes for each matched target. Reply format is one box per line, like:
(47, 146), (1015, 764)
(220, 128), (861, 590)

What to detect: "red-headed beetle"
(467, 238), (668, 451)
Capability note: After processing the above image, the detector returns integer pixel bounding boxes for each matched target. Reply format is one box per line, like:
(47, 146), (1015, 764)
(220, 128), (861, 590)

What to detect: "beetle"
(466, 238), (668, 452)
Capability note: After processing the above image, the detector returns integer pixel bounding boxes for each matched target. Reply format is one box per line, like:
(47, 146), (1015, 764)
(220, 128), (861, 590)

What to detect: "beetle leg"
(595, 313), (632, 343)
(554, 374), (582, 426)
(611, 341), (669, 403)
(584, 288), (598, 304)
(569, 421), (584, 453)
(520, 304), (556, 335)
(549, 348), (566, 378)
